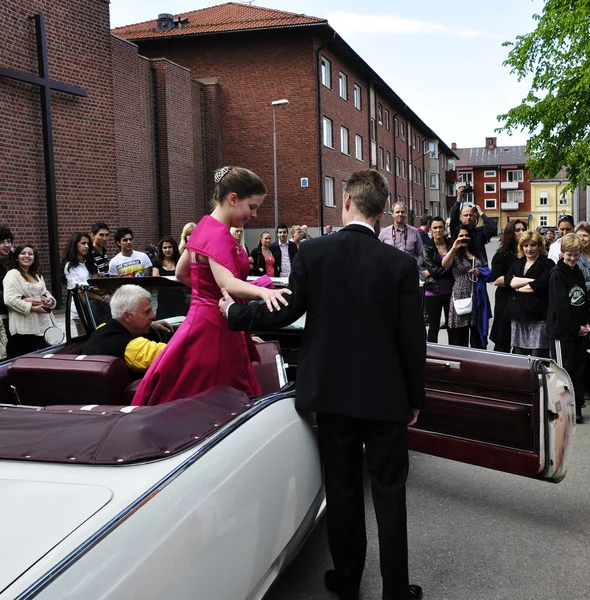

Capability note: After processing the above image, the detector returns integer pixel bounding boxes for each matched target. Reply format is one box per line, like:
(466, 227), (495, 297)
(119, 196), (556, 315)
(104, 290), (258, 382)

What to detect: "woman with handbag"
(422, 217), (453, 343)
(4, 244), (57, 358)
(490, 220), (527, 352)
(442, 226), (489, 348)
(504, 230), (553, 357)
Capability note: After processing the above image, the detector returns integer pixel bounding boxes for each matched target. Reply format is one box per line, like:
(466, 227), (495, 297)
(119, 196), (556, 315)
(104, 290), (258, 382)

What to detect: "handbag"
(453, 258), (475, 316)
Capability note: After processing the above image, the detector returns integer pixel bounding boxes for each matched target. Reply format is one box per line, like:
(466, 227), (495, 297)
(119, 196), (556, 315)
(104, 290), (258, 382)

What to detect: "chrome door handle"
(426, 359), (461, 370)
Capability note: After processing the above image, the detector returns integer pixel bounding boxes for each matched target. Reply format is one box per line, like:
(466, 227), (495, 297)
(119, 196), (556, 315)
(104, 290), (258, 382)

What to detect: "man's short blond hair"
(345, 170), (389, 218)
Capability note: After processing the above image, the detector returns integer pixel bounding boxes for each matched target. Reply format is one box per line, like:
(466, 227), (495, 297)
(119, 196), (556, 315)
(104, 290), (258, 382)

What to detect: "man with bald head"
(378, 202), (423, 267)
(449, 187), (497, 263)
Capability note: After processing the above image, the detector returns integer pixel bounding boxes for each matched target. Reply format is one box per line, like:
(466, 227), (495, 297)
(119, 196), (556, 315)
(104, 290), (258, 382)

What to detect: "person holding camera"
(449, 186), (497, 264)
(441, 226), (491, 348)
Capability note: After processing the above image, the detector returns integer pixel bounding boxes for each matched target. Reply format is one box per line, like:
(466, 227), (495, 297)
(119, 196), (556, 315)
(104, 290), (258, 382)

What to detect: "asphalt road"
(266, 238), (590, 600)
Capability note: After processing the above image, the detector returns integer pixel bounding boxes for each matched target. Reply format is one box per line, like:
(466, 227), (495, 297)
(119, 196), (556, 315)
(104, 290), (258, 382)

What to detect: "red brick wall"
(134, 29), (321, 231)
(0, 0), (117, 290)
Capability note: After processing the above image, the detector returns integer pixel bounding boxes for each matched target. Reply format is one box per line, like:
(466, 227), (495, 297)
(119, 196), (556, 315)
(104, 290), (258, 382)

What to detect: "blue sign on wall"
(301, 178), (309, 187)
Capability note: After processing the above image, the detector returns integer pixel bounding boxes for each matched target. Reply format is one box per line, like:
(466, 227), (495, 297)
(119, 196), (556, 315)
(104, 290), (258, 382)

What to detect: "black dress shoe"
(324, 570), (359, 600)
(576, 410), (584, 424)
(407, 584), (423, 599)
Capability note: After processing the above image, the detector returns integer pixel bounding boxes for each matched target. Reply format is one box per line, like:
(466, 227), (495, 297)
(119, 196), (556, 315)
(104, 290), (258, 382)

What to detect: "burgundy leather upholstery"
(123, 379), (143, 404)
(252, 341), (285, 396)
(8, 354), (131, 406)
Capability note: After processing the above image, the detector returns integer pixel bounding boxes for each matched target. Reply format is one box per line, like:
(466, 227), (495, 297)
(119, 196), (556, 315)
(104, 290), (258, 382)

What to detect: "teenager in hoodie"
(547, 233), (590, 423)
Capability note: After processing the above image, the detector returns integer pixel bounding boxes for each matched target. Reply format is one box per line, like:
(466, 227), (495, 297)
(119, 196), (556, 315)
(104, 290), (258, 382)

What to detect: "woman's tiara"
(214, 166), (231, 184)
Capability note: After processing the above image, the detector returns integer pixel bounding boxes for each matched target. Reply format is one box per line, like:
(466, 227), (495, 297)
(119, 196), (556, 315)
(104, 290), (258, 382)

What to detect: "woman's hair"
(11, 244), (41, 279)
(452, 225), (479, 259)
(230, 227), (245, 245)
(574, 221), (590, 236)
(257, 231), (271, 247)
(291, 225), (302, 239)
(517, 230), (547, 258)
(61, 232), (90, 276)
(110, 284), (151, 321)
(212, 166), (266, 209)
(500, 219), (526, 254)
(156, 236), (180, 266)
(561, 233), (583, 254)
(179, 222), (196, 253)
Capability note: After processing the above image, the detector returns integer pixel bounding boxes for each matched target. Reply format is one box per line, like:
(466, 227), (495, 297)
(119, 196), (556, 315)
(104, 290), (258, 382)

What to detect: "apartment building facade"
(529, 168), (572, 230)
(115, 3), (457, 240)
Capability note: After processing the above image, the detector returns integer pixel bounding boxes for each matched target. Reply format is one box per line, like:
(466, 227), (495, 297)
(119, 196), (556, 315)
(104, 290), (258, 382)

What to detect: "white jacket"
(3, 270), (57, 336)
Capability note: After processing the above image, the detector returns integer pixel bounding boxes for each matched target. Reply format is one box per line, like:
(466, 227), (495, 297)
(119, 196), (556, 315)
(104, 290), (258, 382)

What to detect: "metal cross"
(0, 14), (88, 301)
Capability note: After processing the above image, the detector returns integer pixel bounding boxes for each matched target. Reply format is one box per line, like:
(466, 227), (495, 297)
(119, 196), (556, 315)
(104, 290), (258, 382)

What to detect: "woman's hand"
(31, 305), (46, 314)
(22, 297), (42, 305)
(260, 288), (292, 312)
(469, 268), (481, 277)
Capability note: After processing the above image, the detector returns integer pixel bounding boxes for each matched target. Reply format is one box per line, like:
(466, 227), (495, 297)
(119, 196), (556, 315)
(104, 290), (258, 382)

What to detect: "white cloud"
(326, 11), (499, 39)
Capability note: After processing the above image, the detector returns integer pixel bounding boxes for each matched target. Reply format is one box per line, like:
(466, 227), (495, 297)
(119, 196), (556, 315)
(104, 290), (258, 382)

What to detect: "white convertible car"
(0, 278), (576, 599)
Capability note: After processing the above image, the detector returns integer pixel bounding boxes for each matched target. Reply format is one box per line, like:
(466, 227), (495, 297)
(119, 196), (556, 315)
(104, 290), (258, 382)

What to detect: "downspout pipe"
(151, 67), (164, 240)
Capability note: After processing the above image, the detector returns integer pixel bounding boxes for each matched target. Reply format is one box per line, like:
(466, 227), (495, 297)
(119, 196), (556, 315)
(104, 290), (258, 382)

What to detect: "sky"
(110, 0), (545, 149)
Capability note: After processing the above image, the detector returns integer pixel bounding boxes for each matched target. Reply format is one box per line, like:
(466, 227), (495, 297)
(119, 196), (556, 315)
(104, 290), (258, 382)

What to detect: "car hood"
(0, 479), (113, 594)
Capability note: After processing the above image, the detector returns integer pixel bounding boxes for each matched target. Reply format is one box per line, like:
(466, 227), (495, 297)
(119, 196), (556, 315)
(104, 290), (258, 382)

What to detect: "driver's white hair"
(111, 285), (151, 321)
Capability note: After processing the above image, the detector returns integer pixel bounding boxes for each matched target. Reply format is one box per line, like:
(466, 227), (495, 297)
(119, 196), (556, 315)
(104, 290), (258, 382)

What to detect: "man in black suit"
(219, 170), (425, 600)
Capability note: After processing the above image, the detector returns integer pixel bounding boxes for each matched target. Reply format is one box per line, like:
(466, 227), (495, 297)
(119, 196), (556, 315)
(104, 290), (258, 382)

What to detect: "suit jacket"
(228, 224), (426, 422)
(270, 241), (297, 275)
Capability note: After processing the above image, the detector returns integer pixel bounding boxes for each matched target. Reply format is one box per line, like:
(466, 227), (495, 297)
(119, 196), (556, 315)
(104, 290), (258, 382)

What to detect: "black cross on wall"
(0, 14), (87, 301)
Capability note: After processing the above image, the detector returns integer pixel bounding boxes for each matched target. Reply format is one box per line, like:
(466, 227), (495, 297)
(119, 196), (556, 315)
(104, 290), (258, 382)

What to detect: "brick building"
(454, 137), (531, 231)
(114, 3), (457, 244)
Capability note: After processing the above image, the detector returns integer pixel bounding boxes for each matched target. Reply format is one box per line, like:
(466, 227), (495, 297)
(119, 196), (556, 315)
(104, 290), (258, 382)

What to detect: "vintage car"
(0, 277), (576, 600)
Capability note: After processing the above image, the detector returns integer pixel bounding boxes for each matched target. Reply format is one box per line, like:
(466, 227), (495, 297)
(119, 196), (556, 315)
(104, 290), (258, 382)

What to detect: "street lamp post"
(272, 99), (289, 231)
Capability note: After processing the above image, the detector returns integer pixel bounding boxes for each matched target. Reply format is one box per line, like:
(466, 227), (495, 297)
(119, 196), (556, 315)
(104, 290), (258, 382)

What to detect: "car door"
(264, 325), (576, 483)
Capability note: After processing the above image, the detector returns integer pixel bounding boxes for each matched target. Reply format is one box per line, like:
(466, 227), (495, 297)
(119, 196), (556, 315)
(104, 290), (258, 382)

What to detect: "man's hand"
(408, 409), (420, 427)
(456, 186), (464, 201)
(422, 269), (430, 278)
(152, 321), (174, 336)
(219, 288), (235, 318)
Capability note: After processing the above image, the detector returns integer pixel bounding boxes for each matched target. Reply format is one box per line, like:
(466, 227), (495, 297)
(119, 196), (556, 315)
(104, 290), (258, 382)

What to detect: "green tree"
(497, 0), (590, 189)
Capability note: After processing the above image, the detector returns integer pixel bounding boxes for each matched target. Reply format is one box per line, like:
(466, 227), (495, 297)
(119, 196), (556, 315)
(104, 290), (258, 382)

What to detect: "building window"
(428, 141), (438, 158)
(325, 176), (335, 207)
(458, 171), (473, 184)
(409, 162), (413, 182)
(539, 215), (548, 227)
(355, 134), (363, 160)
(507, 169), (524, 182)
(416, 135), (421, 150)
(379, 147), (384, 169)
(412, 132), (416, 149)
(415, 168), (421, 185)
(484, 170), (496, 178)
(539, 191), (548, 206)
(448, 158), (455, 171)
(386, 151), (391, 172)
(377, 103), (383, 126)
(399, 122), (405, 141)
(385, 109), (390, 131)
(340, 126), (349, 155)
(323, 117), (333, 148)
(559, 193), (568, 205)
(338, 71), (347, 100)
(370, 119), (376, 141)
(401, 159), (406, 179)
(394, 117), (399, 137)
(430, 173), (440, 190)
(321, 56), (331, 89)
(342, 180), (347, 201)
(395, 156), (400, 176)
(484, 183), (496, 193)
(353, 84), (362, 110)
(485, 198), (497, 210)
(507, 190), (524, 203)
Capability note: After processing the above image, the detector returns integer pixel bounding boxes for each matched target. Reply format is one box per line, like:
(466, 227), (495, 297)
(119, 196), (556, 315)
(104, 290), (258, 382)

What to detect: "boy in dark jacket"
(547, 233), (590, 423)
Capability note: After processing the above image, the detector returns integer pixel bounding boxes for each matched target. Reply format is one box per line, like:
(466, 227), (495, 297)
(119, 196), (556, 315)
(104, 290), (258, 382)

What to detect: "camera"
(462, 184), (473, 195)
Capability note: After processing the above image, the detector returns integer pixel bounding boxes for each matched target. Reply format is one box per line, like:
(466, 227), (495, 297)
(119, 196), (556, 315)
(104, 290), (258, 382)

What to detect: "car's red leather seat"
(7, 354), (131, 406)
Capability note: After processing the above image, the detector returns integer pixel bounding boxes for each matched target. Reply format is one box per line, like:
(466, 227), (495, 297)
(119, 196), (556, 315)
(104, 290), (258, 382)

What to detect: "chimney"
(451, 142), (457, 151)
(486, 137), (497, 150)
(157, 13), (175, 32)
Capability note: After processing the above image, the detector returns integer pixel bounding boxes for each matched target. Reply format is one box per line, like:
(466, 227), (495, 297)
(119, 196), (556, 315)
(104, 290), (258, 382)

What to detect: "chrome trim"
(13, 389), (300, 600)
(426, 358), (461, 370)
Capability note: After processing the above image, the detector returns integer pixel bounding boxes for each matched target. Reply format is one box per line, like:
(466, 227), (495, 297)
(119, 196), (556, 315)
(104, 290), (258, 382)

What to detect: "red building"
(114, 3), (457, 238)
(454, 137), (531, 230)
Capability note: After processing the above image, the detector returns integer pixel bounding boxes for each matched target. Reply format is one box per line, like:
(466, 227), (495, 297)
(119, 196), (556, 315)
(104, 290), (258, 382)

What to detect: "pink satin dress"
(132, 216), (262, 405)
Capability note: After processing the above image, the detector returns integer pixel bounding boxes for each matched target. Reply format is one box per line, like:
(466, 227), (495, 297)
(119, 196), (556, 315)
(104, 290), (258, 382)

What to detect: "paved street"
(267, 237), (590, 600)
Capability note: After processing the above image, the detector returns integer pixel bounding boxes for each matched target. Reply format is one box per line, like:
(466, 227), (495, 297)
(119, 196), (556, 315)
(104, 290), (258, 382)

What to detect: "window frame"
(322, 116), (333, 149)
(379, 147), (384, 170)
(507, 169), (524, 182)
(385, 109), (390, 131)
(355, 134), (363, 161)
(539, 215), (548, 227)
(485, 198), (497, 210)
(507, 190), (524, 204)
(321, 56), (332, 89)
(386, 151), (391, 173)
(340, 125), (350, 155)
(324, 176), (335, 207)
(338, 71), (347, 100)
(484, 182), (497, 193)
(538, 190), (548, 206)
(377, 103), (383, 126)
(484, 170), (496, 178)
(353, 84), (362, 110)
(430, 172), (440, 190)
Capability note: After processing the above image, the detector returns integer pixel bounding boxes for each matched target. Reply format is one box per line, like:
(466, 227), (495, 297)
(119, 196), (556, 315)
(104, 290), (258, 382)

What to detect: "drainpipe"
(391, 111), (400, 203)
(151, 67), (164, 239)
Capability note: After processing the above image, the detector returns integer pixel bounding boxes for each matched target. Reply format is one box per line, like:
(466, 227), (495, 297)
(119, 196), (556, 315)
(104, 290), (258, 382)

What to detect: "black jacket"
(270, 241), (297, 275)
(504, 256), (553, 321)
(250, 246), (280, 277)
(449, 200), (497, 264)
(546, 260), (589, 340)
(228, 225), (426, 422)
(422, 239), (453, 294)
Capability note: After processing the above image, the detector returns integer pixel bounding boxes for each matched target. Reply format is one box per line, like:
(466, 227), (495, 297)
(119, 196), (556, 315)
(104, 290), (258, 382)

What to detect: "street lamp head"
(272, 99), (289, 107)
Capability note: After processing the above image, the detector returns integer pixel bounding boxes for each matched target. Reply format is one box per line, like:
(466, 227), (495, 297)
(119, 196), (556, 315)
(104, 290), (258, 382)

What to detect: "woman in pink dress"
(132, 167), (290, 406)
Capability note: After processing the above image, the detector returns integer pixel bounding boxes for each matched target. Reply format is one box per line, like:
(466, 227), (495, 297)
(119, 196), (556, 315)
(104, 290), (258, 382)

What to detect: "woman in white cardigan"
(4, 244), (57, 358)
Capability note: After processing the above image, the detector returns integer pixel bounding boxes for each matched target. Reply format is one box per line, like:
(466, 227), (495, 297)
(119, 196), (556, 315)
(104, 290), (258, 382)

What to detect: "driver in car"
(82, 284), (173, 377)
